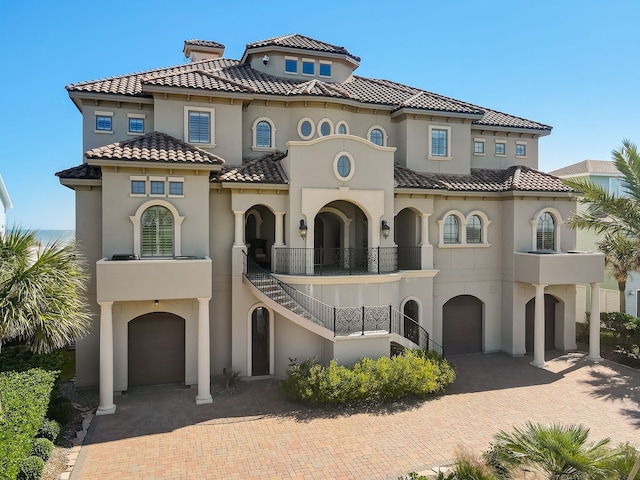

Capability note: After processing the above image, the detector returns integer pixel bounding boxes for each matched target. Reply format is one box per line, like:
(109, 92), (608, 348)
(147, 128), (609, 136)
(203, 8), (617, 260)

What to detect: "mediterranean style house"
(57, 34), (605, 415)
(550, 160), (638, 317)
(0, 173), (12, 238)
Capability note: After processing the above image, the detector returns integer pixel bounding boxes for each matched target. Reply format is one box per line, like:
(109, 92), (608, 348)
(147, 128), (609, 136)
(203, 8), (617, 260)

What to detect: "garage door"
(525, 294), (557, 353)
(128, 312), (185, 387)
(442, 295), (483, 355)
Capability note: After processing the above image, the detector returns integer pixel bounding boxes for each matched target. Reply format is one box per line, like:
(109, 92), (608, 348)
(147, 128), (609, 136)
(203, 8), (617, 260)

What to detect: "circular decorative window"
(333, 152), (355, 181)
(319, 118), (333, 136)
(297, 118), (315, 140)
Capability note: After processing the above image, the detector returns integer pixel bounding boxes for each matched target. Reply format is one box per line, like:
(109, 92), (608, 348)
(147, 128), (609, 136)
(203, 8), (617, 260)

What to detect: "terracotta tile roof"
(394, 164), (572, 193)
(216, 151), (288, 184)
(66, 37), (551, 132)
(184, 39), (225, 49)
(55, 163), (102, 180)
(549, 160), (620, 177)
(84, 132), (225, 165)
(245, 34), (360, 63)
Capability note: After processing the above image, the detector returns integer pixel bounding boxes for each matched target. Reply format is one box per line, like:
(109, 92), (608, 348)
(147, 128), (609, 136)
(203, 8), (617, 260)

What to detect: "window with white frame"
(368, 126), (386, 146)
(150, 178), (165, 196)
(95, 111), (113, 133)
(141, 205), (174, 257)
(516, 141), (527, 157)
(318, 118), (333, 136)
(127, 113), (145, 134)
(428, 125), (451, 159)
(168, 177), (184, 197)
(474, 139), (485, 155)
(130, 176), (146, 196)
(536, 212), (555, 251)
(298, 118), (315, 140)
(184, 107), (214, 145)
(285, 57), (298, 74)
(336, 121), (349, 134)
(466, 215), (482, 243)
(302, 59), (314, 75)
(495, 140), (506, 156)
(443, 215), (460, 244)
(252, 117), (275, 149)
(319, 61), (332, 78)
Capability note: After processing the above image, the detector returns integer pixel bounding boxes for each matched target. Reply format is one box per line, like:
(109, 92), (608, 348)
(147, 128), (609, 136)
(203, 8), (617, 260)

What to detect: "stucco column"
(589, 283), (603, 362)
(233, 211), (245, 246)
(196, 297), (213, 404)
(97, 301), (116, 415)
(274, 212), (285, 245)
(420, 213), (431, 245)
(530, 284), (547, 368)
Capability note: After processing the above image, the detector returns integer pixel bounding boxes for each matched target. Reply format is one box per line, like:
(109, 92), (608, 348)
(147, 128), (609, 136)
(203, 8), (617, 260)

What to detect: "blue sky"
(1, 0), (639, 229)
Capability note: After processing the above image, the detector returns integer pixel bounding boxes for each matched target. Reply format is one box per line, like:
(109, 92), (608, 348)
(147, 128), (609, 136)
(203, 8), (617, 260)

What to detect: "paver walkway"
(71, 352), (640, 479)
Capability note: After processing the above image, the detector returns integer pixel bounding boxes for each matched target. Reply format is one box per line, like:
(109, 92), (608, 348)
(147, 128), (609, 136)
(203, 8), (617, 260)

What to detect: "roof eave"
(240, 45), (360, 67)
(142, 84), (255, 100)
(472, 124), (552, 136)
(86, 158), (224, 170)
(68, 90), (154, 105)
(58, 178), (102, 190)
(217, 182), (289, 190)
(390, 107), (484, 120)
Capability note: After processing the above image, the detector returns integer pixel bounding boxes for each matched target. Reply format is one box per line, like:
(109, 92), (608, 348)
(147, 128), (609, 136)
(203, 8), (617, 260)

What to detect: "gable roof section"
(394, 164), (572, 193)
(55, 163), (102, 180)
(244, 34), (361, 63)
(549, 160), (620, 177)
(66, 37), (551, 133)
(216, 151), (288, 184)
(84, 131), (225, 165)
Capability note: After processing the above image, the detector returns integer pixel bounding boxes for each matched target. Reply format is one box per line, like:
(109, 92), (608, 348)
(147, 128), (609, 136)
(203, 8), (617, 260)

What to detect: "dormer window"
(285, 57), (298, 74)
(319, 61), (332, 78)
(302, 59), (314, 75)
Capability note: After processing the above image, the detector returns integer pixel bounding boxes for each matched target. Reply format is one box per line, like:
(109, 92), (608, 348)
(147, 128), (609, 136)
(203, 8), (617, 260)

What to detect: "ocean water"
(32, 229), (76, 245)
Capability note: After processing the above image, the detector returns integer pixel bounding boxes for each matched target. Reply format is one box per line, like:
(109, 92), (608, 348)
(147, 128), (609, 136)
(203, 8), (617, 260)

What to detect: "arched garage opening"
(128, 312), (185, 387)
(525, 294), (558, 353)
(442, 295), (483, 355)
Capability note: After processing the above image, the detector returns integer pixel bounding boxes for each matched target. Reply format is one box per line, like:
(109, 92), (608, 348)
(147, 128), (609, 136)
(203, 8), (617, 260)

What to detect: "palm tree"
(491, 422), (615, 479)
(0, 229), (90, 417)
(597, 233), (640, 313)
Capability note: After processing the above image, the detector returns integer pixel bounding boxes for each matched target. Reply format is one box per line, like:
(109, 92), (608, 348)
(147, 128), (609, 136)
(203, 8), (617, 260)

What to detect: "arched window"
(403, 300), (420, 345)
(337, 121), (348, 135)
(369, 128), (384, 146)
(466, 215), (482, 244)
(443, 215), (460, 244)
(255, 121), (271, 147)
(536, 212), (555, 251)
(141, 205), (174, 256)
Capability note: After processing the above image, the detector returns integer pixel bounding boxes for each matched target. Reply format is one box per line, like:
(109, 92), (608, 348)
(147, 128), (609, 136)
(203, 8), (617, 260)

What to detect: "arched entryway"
(525, 294), (558, 353)
(403, 299), (420, 344)
(394, 208), (421, 269)
(245, 205), (275, 269)
(128, 312), (185, 387)
(442, 295), (483, 355)
(251, 307), (270, 376)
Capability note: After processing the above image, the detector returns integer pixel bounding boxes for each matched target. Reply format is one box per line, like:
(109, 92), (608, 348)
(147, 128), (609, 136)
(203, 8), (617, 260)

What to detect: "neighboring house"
(0, 173), (13, 238)
(550, 160), (639, 317)
(56, 34), (604, 415)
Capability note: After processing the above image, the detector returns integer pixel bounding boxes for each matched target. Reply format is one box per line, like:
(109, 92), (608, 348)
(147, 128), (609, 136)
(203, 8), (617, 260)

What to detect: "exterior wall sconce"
(299, 219), (308, 239)
(262, 55), (269, 65)
(381, 220), (390, 239)
(154, 299), (159, 309)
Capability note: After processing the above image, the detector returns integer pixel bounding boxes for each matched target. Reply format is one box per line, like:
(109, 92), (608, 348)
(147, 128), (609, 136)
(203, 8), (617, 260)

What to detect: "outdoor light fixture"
(154, 299), (159, 309)
(381, 220), (390, 239)
(262, 55), (269, 65)
(299, 219), (308, 239)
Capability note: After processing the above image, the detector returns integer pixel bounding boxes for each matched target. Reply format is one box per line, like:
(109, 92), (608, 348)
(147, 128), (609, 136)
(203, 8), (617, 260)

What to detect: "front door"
(251, 307), (270, 376)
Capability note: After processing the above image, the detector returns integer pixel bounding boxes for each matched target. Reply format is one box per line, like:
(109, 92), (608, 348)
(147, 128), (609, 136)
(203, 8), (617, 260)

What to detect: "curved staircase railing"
(243, 252), (443, 356)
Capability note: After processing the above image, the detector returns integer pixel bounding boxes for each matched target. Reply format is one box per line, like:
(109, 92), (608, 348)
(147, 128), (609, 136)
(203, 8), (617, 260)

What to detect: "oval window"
(337, 155), (351, 178)
(300, 120), (312, 137)
(320, 121), (331, 136)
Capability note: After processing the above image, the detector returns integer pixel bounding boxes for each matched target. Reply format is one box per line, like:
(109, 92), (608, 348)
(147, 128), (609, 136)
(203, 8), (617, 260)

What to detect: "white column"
(97, 301), (116, 415)
(589, 283), (603, 362)
(530, 284), (547, 368)
(420, 213), (431, 245)
(196, 297), (213, 404)
(233, 211), (245, 246)
(274, 212), (285, 245)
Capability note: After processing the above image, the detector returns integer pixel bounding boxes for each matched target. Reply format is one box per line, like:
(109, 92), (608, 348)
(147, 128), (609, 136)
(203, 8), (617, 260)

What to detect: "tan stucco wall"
(82, 103), (154, 153)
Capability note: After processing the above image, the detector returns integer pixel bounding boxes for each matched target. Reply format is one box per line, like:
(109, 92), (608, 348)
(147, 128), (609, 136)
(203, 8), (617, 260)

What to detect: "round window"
(300, 120), (312, 137)
(320, 121), (331, 136)
(337, 155), (351, 178)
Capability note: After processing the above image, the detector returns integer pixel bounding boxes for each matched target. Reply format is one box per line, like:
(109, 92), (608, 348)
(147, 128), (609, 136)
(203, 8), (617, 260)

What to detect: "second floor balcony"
(270, 246), (422, 276)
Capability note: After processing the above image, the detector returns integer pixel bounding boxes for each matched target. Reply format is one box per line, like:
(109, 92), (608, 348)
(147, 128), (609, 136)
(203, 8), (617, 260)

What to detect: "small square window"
(474, 141), (485, 154)
(516, 144), (526, 156)
(96, 115), (112, 131)
(131, 180), (145, 195)
(150, 181), (165, 195)
(302, 61), (314, 75)
(319, 63), (331, 77)
(129, 118), (144, 134)
(495, 142), (506, 155)
(169, 182), (183, 196)
(285, 58), (297, 73)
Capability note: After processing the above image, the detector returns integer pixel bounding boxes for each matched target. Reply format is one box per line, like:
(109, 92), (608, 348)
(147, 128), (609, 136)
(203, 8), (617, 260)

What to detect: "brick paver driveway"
(72, 353), (639, 479)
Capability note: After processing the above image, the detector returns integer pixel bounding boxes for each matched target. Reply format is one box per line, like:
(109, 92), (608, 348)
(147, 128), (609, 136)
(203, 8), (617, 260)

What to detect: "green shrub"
(279, 350), (455, 405)
(37, 418), (61, 442)
(17, 456), (45, 480)
(607, 442), (640, 480)
(47, 396), (74, 425)
(0, 345), (65, 373)
(452, 449), (498, 480)
(0, 369), (57, 480)
(30, 438), (54, 461)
